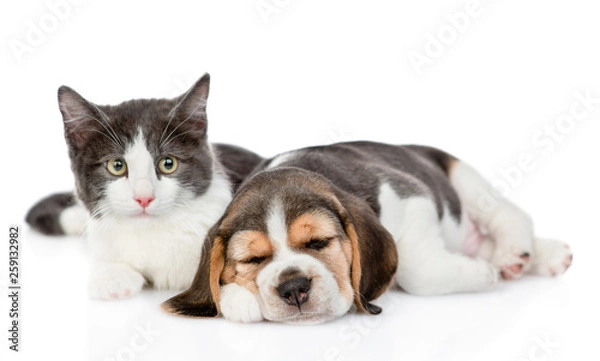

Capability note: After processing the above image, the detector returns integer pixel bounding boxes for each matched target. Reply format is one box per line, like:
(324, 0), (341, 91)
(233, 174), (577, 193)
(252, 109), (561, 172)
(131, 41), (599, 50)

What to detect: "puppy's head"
(163, 167), (397, 324)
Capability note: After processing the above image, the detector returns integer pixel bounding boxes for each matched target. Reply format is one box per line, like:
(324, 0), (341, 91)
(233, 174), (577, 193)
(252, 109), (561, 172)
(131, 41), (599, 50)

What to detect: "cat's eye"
(106, 158), (127, 176)
(305, 238), (332, 251)
(158, 156), (178, 174)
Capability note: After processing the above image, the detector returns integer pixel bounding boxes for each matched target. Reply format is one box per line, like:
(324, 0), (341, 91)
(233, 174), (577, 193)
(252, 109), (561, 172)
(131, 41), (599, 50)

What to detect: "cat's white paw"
(530, 238), (573, 277)
(219, 283), (263, 323)
(88, 263), (146, 300)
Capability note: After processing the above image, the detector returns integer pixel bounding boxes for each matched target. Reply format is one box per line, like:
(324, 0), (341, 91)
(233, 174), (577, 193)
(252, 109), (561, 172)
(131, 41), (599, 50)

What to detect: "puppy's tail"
(26, 192), (88, 236)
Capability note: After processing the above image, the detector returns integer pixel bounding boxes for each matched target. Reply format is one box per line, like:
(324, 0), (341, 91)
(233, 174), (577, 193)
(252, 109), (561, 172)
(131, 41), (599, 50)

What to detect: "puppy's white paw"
(88, 263), (145, 300)
(220, 283), (264, 323)
(491, 247), (532, 280)
(474, 259), (499, 290)
(531, 238), (573, 277)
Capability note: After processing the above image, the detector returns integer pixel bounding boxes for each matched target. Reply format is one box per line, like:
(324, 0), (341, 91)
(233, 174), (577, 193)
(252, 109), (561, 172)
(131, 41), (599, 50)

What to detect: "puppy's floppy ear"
(334, 190), (398, 315)
(161, 222), (226, 317)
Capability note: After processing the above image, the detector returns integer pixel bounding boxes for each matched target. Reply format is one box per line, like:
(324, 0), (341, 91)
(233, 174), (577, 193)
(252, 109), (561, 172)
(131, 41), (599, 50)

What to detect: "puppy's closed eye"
(242, 256), (268, 265)
(305, 238), (333, 251)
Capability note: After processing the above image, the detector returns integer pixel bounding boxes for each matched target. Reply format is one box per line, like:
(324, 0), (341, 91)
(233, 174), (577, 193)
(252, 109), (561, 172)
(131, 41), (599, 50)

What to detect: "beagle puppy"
(163, 142), (573, 324)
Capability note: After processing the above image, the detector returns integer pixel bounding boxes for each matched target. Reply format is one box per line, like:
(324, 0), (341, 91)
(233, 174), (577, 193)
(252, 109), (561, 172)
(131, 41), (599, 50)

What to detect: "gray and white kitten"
(27, 74), (263, 299)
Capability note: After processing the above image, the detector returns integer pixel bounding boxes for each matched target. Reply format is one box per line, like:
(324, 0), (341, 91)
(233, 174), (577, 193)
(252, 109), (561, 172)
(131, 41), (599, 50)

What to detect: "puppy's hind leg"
(529, 237), (573, 277)
(449, 161), (534, 280)
(379, 192), (498, 295)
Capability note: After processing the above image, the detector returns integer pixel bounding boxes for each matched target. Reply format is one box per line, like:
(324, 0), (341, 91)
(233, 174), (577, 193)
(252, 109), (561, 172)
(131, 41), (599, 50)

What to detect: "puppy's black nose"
(277, 277), (311, 308)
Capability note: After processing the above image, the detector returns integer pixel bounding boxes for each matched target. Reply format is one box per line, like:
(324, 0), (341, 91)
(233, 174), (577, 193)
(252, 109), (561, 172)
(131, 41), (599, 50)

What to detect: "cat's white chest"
(89, 216), (203, 290)
(87, 176), (232, 291)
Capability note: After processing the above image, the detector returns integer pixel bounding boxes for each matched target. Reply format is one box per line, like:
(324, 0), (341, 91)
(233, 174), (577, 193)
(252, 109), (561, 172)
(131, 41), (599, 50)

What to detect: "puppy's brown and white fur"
(164, 142), (573, 324)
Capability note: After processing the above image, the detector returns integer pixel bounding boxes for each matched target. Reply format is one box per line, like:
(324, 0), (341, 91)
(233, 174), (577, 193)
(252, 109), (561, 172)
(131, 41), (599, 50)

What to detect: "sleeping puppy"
(163, 142), (573, 324)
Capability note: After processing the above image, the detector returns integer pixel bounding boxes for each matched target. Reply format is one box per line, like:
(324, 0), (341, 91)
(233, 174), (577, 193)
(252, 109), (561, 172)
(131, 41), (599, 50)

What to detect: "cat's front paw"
(88, 263), (146, 300)
(219, 283), (263, 323)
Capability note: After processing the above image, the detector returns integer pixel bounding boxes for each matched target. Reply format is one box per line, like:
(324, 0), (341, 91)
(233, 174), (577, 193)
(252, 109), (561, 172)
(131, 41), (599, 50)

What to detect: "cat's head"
(58, 73), (217, 220)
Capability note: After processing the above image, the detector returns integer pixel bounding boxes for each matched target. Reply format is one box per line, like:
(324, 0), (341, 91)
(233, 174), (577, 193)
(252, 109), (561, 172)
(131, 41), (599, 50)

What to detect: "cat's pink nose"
(135, 196), (155, 209)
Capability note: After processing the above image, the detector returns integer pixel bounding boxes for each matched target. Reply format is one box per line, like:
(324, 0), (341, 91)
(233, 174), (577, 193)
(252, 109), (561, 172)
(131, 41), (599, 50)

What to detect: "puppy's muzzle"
(277, 268), (312, 308)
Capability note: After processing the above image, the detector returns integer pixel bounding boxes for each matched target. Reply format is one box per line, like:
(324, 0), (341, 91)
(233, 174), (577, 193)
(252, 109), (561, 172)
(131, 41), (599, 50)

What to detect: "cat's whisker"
(90, 130), (122, 149)
(89, 104), (124, 148)
(92, 209), (119, 235)
(168, 204), (192, 213)
(160, 81), (197, 144)
(89, 202), (114, 220)
(160, 121), (188, 149)
(160, 103), (206, 149)
(70, 112), (123, 150)
(159, 95), (187, 145)
(166, 208), (197, 233)
(99, 217), (118, 235)
(162, 129), (205, 149)
(178, 179), (214, 190)
(68, 117), (122, 150)
(160, 81), (206, 147)
(90, 203), (110, 218)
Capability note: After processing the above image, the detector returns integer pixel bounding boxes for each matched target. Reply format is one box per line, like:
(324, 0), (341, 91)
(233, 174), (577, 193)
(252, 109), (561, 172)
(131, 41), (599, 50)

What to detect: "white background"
(1, 0), (600, 360)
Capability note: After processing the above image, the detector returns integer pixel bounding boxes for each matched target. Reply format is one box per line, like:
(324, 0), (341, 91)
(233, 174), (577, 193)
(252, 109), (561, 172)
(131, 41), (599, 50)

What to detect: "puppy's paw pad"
(532, 239), (573, 277)
(220, 283), (263, 323)
(493, 250), (531, 280)
(88, 264), (145, 300)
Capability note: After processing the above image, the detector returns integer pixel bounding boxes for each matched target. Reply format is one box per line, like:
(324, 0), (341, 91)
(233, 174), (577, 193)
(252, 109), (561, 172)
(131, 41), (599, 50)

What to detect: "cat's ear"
(58, 86), (101, 151)
(173, 73), (210, 136)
